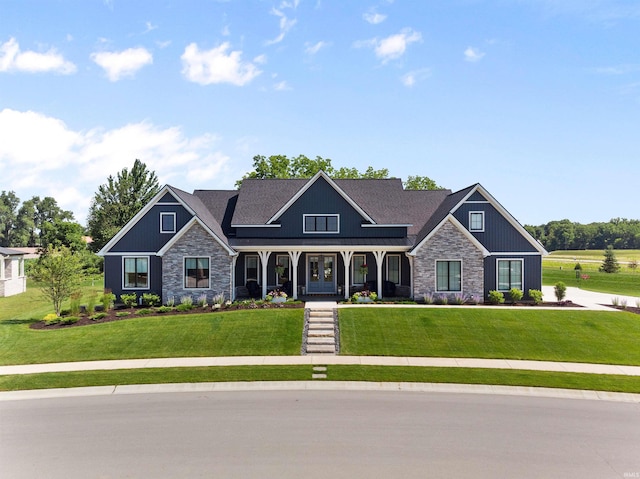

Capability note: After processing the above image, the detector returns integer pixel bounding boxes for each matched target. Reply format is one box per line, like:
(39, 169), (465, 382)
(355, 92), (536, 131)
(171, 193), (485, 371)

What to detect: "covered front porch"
(232, 248), (412, 301)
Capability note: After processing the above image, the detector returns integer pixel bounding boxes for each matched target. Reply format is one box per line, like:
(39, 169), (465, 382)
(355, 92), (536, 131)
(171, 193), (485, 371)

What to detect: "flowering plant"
(352, 290), (377, 302)
(266, 289), (288, 301)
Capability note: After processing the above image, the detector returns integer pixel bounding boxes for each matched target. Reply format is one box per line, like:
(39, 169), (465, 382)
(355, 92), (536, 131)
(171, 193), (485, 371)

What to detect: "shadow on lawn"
(1, 318), (40, 325)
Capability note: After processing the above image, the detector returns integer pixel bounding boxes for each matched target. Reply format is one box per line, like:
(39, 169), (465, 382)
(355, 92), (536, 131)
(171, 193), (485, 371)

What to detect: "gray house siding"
(110, 203), (193, 253)
(412, 221), (485, 301)
(104, 254), (163, 301)
(161, 223), (233, 304)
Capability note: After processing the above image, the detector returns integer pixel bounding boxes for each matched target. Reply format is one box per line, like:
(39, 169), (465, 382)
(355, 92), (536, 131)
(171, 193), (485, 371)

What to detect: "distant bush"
(554, 282), (567, 302)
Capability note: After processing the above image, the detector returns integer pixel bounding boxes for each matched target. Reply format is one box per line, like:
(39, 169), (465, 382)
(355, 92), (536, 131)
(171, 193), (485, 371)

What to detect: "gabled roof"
(230, 170), (450, 230)
(410, 183), (547, 255)
(98, 185), (233, 256)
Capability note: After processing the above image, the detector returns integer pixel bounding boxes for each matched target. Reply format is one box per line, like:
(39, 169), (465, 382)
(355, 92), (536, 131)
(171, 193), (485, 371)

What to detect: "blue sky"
(1, 0), (639, 227)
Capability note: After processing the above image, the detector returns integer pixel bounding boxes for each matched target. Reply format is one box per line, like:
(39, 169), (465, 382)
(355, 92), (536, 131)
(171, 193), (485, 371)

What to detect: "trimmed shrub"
(156, 306), (173, 313)
(120, 293), (137, 308)
(528, 289), (543, 305)
(141, 293), (161, 307)
(101, 291), (116, 311)
(91, 312), (107, 321)
(509, 288), (523, 303)
(136, 308), (153, 315)
(488, 290), (505, 305)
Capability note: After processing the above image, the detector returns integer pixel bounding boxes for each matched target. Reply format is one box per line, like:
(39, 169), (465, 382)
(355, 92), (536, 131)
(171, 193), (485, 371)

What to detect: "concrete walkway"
(542, 285), (639, 311)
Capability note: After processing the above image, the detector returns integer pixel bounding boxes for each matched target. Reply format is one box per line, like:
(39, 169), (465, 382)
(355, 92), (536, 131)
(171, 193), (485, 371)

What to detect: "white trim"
(435, 259), (463, 293)
(267, 171), (376, 225)
(157, 202), (181, 206)
(496, 258), (524, 292)
(232, 245), (410, 253)
(183, 256), (211, 290)
(464, 200), (489, 204)
(409, 215), (490, 257)
(102, 252), (159, 257)
(122, 256), (150, 290)
(160, 212), (176, 234)
(303, 214), (340, 234)
(469, 211), (485, 233)
(361, 223), (413, 228)
(0, 256), (4, 280)
(231, 224), (281, 228)
(157, 217), (237, 257)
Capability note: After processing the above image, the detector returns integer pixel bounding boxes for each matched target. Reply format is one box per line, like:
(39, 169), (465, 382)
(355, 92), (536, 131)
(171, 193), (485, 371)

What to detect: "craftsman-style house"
(98, 171), (546, 303)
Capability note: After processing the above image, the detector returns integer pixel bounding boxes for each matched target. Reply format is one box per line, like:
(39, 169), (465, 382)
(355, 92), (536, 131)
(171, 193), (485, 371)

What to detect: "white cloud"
(363, 12), (387, 24)
(401, 68), (431, 87)
(91, 47), (153, 81)
(0, 109), (231, 223)
(592, 64), (640, 75)
(0, 37), (76, 74)
(181, 42), (262, 86)
(266, 1), (299, 45)
(356, 28), (422, 64)
(143, 22), (158, 34)
(305, 41), (329, 55)
(274, 80), (291, 91)
(464, 46), (485, 62)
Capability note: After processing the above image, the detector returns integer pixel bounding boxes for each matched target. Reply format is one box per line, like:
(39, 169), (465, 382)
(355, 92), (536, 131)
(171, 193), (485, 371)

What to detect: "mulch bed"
(30, 301), (305, 330)
(607, 305), (640, 315)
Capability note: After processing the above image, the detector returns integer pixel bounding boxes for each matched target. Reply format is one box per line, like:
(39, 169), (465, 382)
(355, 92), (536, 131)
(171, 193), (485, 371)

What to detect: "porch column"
(289, 251), (302, 300)
(340, 251), (354, 300)
(406, 253), (415, 299)
(258, 251), (272, 299)
(372, 251), (386, 299)
(230, 255), (238, 301)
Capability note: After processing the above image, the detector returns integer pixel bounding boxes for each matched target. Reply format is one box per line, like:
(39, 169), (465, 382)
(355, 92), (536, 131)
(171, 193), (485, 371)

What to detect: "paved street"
(2, 390), (639, 478)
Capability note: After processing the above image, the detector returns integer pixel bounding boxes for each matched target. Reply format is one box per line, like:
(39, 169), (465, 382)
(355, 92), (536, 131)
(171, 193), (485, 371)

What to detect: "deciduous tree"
(30, 246), (83, 316)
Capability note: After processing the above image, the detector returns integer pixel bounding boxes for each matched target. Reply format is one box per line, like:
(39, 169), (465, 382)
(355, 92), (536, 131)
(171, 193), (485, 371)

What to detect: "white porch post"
(340, 251), (354, 300)
(406, 253), (415, 299)
(372, 251), (386, 299)
(230, 255), (238, 301)
(289, 251), (302, 300)
(258, 251), (272, 299)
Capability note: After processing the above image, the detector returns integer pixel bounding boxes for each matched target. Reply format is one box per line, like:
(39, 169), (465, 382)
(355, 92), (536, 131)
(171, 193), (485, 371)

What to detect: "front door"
(307, 254), (335, 294)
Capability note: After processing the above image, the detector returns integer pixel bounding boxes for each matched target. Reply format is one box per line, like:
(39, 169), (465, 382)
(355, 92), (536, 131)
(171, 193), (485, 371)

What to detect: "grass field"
(543, 250), (640, 297)
(339, 307), (640, 365)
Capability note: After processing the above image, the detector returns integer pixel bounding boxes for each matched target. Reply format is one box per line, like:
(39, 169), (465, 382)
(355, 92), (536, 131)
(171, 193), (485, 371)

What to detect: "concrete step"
(309, 310), (334, 317)
(308, 319), (334, 325)
(307, 337), (335, 345)
(306, 344), (336, 354)
(307, 329), (335, 338)
(308, 322), (335, 330)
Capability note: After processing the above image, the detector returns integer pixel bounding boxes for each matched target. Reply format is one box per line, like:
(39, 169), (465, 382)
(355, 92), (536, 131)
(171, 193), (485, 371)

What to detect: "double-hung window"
(245, 255), (259, 282)
(497, 259), (523, 291)
(185, 257), (210, 289)
(469, 211), (484, 232)
(275, 254), (290, 285)
(386, 255), (400, 285)
(436, 260), (462, 292)
(303, 214), (339, 233)
(352, 254), (367, 285)
(123, 257), (149, 289)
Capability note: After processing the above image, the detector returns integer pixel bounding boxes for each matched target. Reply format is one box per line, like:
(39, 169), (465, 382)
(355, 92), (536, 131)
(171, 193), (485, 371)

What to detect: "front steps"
(303, 303), (338, 355)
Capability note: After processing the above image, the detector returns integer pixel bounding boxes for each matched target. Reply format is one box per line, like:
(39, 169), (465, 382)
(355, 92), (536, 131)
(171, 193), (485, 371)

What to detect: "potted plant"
(266, 289), (288, 303)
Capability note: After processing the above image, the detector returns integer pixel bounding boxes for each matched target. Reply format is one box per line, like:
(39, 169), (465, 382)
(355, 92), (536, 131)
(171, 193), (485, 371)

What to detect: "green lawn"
(543, 249), (640, 297)
(339, 308), (640, 365)
(0, 310), (304, 365)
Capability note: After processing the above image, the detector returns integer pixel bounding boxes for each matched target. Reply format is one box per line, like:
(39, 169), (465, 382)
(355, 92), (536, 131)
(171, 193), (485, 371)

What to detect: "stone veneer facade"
(162, 223), (234, 304)
(413, 219), (485, 301)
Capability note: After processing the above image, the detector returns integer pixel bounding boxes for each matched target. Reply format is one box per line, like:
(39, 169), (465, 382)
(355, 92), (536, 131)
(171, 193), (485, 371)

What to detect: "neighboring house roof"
(0, 247), (25, 256)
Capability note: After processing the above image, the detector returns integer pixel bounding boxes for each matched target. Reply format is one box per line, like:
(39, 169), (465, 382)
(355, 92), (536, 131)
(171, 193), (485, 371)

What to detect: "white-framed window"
(352, 254), (367, 285)
(184, 257), (210, 289)
(436, 260), (462, 292)
(160, 212), (176, 233)
(303, 214), (339, 233)
(469, 211), (485, 232)
(275, 254), (291, 285)
(245, 255), (259, 282)
(386, 254), (400, 285)
(497, 259), (523, 291)
(123, 256), (149, 289)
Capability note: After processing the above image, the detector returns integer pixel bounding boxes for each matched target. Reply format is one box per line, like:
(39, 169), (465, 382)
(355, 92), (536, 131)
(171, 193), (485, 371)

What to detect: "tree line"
(525, 218), (640, 252)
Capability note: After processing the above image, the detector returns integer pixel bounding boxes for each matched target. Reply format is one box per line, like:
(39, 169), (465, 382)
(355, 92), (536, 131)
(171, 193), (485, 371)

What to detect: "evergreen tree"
(599, 246), (620, 273)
